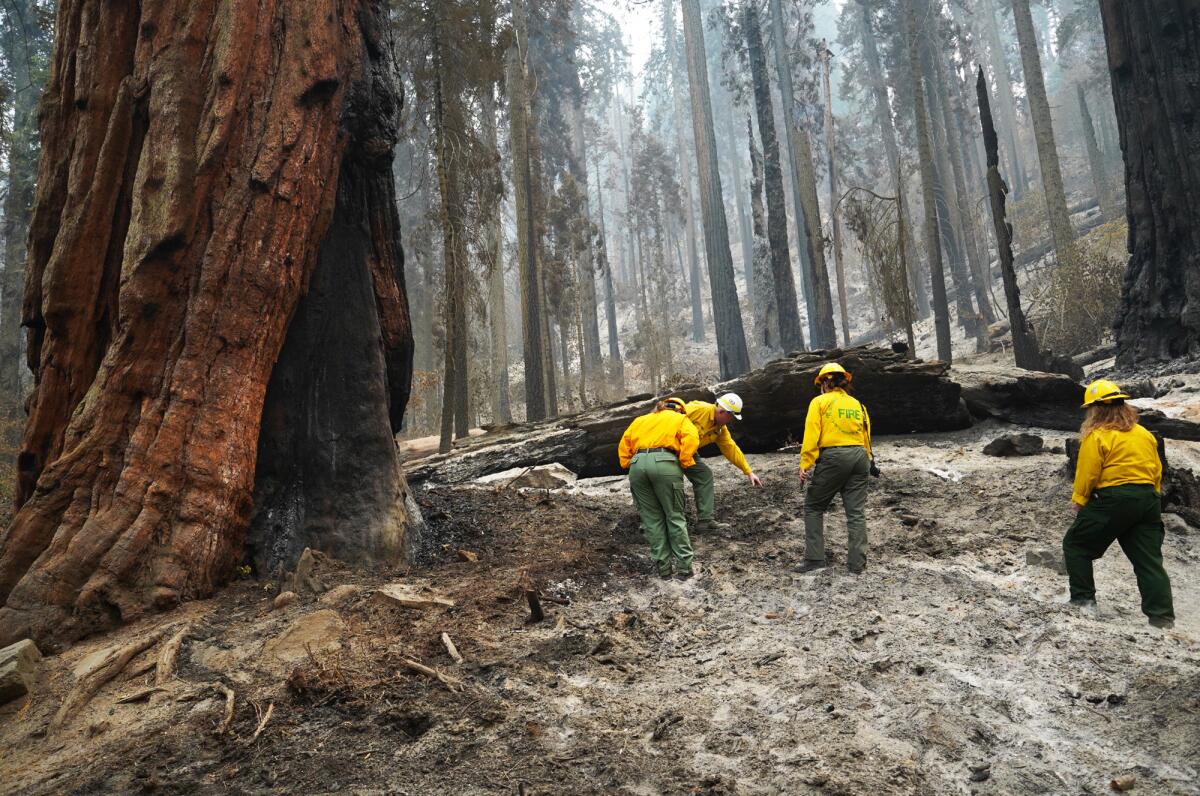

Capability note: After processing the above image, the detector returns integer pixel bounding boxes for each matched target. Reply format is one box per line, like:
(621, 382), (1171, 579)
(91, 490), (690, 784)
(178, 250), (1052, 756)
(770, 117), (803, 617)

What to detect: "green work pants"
(803, 446), (870, 569)
(1062, 484), (1173, 620)
(683, 459), (715, 523)
(629, 451), (694, 576)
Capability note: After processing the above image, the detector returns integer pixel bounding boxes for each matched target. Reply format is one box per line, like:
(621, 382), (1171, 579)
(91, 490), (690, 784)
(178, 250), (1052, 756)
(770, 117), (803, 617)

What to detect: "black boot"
(794, 559), (828, 574)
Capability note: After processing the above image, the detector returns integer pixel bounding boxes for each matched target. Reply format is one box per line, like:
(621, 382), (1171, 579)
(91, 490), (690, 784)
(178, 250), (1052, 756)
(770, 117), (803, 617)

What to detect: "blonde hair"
(1080, 401), (1138, 439)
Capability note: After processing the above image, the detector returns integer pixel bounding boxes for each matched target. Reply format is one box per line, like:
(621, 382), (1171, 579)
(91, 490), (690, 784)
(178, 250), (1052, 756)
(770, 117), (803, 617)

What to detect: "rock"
(1026, 549), (1066, 574)
(983, 433), (1044, 456)
(1163, 513), (1190, 535)
(263, 610), (346, 664)
(0, 639), (41, 704)
(456, 549), (479, 562)
(273, 591), (297, 611)
(510, 463), (578, 489)
(1110, 774), (1136, 791)
(371, 583), (455, 611)
(318, 584), (363, 606)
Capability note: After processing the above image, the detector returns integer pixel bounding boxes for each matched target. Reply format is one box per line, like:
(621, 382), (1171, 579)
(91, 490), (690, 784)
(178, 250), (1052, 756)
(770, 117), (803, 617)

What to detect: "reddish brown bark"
(0, 0), (413, 649)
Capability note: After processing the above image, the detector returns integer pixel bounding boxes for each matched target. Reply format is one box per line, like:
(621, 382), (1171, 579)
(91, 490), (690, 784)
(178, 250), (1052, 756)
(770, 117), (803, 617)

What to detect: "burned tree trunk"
(1100, 2), (1200, 366)
(977, 68), (1042, 371)
(0, 0), (413, 649)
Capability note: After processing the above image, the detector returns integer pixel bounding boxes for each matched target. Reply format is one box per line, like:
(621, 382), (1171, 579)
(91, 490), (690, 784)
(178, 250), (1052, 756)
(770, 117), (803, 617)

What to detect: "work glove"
(869, 461), (881, 478)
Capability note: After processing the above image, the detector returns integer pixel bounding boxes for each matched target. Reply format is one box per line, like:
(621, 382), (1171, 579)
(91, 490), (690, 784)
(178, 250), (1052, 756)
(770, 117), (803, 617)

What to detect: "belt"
(636, 447), (675, 455)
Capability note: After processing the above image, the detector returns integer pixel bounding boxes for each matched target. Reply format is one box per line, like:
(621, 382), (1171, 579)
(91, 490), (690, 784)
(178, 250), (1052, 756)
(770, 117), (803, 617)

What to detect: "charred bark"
(0, 0), (413, 649)
(977, 68), (1042, 371)
(1100, 2), (1200, 366)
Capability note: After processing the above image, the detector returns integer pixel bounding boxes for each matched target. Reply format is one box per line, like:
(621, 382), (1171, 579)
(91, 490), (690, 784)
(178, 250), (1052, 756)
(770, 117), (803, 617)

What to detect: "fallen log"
(951, 364), (1083, 430)
(406, 347), (970, 485)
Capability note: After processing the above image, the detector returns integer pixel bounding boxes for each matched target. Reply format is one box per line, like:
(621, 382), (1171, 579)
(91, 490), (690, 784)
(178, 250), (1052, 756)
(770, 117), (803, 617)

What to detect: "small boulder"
(318, 584), (363, 606)
(0, 639), (42, 704)
(273, 591), (298, 611)
(983, 433), (1044, 457)
(1026, 549), (1066, 574)
(263, 610), (346, 664)
(509, 463), (578, 490)
(1163, 513), (1190, 536)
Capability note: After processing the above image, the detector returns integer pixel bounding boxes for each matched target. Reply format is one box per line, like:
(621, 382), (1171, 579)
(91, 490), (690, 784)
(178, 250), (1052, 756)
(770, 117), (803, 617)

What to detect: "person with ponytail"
(796, 362), (877, 574)
(1064, 380), (1174, 628)
(618, 397), (701, 580)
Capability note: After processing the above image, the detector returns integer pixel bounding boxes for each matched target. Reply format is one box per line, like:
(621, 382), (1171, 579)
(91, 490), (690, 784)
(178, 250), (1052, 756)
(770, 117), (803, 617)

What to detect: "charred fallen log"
(406, 347), (971, 485)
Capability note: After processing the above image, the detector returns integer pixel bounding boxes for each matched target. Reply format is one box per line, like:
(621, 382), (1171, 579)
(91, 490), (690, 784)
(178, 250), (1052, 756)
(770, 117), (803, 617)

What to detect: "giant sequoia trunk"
(681, 0), (751, 379)
(1101, 2), (1200, 366)
(0, 0), (414, 649)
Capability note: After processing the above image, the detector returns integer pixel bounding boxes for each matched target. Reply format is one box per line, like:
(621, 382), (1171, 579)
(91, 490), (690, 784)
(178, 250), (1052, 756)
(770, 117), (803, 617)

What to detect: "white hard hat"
(716, 392), (743, 420)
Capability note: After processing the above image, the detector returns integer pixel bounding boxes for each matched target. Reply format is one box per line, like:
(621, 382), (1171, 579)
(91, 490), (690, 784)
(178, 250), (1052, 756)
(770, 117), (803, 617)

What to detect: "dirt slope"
(1, 422), (1198, 795)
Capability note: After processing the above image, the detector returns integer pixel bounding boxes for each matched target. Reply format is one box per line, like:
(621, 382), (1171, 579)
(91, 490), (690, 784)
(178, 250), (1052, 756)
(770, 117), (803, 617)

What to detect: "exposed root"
(49, 628), (169, 733)
(249, 701), (274, 742)
(212, 682), (235, 735)
(441, 632), (463, 664)
(155, 624), (190, 685)
(399, 657), (463, 691)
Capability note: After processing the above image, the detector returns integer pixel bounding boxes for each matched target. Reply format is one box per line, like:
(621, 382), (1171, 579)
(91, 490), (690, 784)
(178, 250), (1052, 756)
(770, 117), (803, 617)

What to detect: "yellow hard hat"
(1081, 379), (1130, 408)
(814, 362), (852, 385)
(662, 397), (687, 413)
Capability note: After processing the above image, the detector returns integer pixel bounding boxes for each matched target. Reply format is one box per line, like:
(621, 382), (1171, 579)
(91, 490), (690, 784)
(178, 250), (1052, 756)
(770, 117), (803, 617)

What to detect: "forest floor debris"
(1, 421), (1199, 794)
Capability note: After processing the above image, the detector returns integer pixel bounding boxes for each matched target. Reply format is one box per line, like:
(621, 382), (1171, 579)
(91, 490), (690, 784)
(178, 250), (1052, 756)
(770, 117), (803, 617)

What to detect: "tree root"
(155, 624), (190, 685)
(399, 657), (462, 691)
(49, 628), (170, 733)
(212, 682), (235, 735)
(249, 700), (274, 742)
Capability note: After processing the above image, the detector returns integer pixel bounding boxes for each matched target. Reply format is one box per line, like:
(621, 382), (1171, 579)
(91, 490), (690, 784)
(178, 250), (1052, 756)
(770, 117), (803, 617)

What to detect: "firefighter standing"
(796, 363), (876, 574)
(618, 398), (701, 580)
(1063, 379), (1174, 628)
(683, 393), (763, 533)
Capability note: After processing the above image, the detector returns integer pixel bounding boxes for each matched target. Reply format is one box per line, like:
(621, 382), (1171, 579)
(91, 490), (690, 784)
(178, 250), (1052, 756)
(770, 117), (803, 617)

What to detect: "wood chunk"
(155, 625), (190, 685)
(399, 657), (463, 691)
(441, 632), (463, 664)
(371, 584), (455, 611)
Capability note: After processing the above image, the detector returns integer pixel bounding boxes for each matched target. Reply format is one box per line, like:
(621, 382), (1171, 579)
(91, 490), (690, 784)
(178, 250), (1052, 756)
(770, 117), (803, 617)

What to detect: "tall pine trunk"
(0, 4), (43, 424)
(748, 118), (781, 356)
(744, 2), (804, 353)
(981, 0), (1028, 199)
(506, 4), (547, 421)
(433, 21), (469, 453)
(857, 0), (928, 319)
(664, 0), (706, 344)
(0, 0), (414, 648)
(680, 0), (750, 378)
(768, 0), (817, 323)
(1076, 84), (1116, 223)
(820, 41), (850, 346)
(795, 129), (838, 349)
(1100, 1), (1200, 365)
(905, 0), (953, 361)
(1011, 0), (1077, 264)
